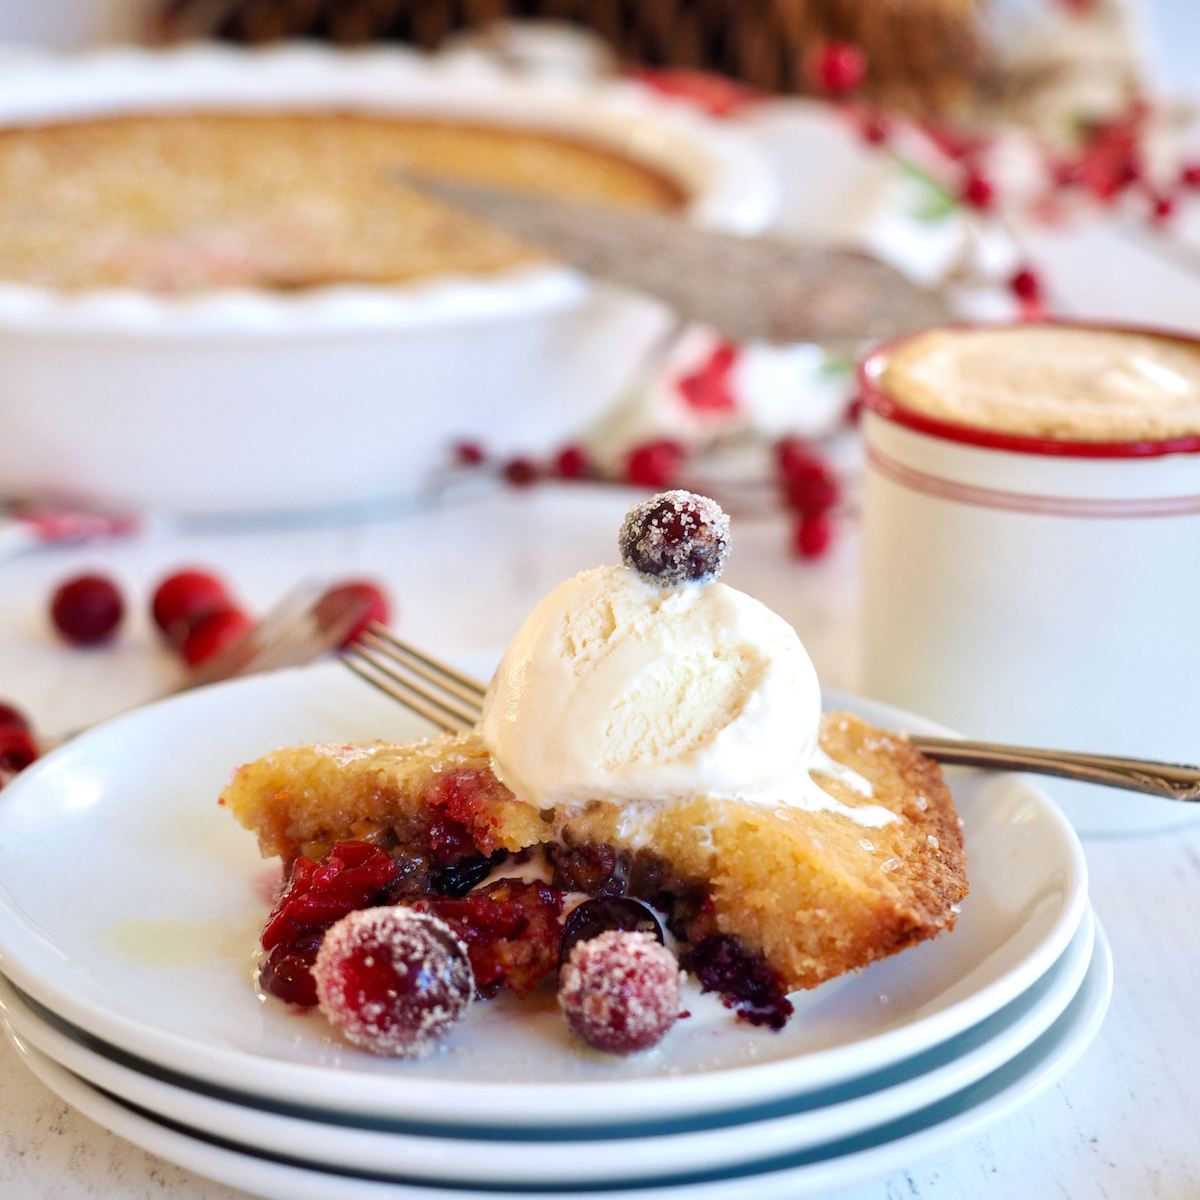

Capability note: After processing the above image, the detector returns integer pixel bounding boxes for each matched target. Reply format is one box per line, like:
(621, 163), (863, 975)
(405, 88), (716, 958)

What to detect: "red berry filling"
(314, 907), (474, 1057)
(417, 878), (564, 999)
(259, 841), (402, 1007)
(681, 933), (794, 1031)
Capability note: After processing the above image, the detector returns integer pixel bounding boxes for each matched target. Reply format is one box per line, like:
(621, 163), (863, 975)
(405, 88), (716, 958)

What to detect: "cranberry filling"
(681, 933), (795, 1031)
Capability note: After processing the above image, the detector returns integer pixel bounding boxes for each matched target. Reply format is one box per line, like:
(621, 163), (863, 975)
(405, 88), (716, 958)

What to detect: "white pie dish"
(0, 44), (777, 515)
(0, 661), (1088, 1126)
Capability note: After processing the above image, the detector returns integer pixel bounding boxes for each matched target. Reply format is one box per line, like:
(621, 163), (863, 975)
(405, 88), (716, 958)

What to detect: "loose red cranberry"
(453, 440), (487, 466)
(792, 512), (834, 560)
(783, 459), (840, 515)
(502, 457), (539, 488)
(961, 171), (995, 211)
(1150, 193), (1176, 224)
(0, 727), (39, 776)
(314, 907), (474, 1057)
(844, 396), (865, 426)
(776, 437), (820, 479)
(625, 440), (683, 489)
(809, 41), (867, 96)
(1181, 163), (1200, 189)
(0, 701), (30, 732)
(180, 606), (253, 667)
(618, 490), (730, 585)
(315, 581), (390, 648)
(151, 568), (231, 644)
(553, 444), (591, 481)
(558, 930), (681, 1055)
(1008, 266), (1043, 304)
(560, 897), (663, 966)
(857, 109), (891, 147)
(50, 574), (124, 646)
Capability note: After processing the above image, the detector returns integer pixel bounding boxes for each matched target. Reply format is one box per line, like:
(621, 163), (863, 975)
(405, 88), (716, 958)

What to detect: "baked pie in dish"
(0, 112), (684, 292)
(223, 493), (967, 1056)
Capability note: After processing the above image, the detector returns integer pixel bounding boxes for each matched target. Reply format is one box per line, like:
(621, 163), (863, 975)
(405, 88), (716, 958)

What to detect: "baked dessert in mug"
(222, 493), (967, 1056)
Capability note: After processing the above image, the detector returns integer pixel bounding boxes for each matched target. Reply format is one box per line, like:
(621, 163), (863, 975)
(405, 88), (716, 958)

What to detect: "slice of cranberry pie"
(222, 492), (967, 1055)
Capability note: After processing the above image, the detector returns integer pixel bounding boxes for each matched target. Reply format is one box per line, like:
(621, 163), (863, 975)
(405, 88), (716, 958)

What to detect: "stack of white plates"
(0, 665), (1107, 1200)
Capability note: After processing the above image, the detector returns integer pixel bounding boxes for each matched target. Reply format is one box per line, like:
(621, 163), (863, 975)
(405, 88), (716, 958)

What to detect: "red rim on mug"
(857, 320), (1200, 460)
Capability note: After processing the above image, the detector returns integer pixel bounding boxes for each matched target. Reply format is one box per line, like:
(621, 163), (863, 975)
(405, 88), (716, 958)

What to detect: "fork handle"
(908, 735), (1200, 801)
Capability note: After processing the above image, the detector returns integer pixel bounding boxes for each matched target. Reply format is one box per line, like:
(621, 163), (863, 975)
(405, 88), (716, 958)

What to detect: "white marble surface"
(0, 486), (1198, 1200)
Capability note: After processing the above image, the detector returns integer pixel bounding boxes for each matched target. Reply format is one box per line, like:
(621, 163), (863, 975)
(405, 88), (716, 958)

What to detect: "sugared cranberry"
(618, 490), (730, 586)
(50, 574), (124, 646)
(809, 42), (867, 96)
(316, 580), (390, 648)
(453, 440), (487, 466)
(560, 897), (664, 966)
(961, 171), (995, 211)
(503, 457), (539, 488)
(624, 440), (683, 489)
(151, 568), (231, 643)
(0, 701), (30, 732)
(792, 512), (834, 560)
(558, 930), (681, 1055)
(180, 606), (253, 667)
(681, 933), (793, 1030)
(314, 907), (474, 1057)
(553, 444), (592, 481)
(1009, 266), (1042, 304)
(0, 727), (39, 776)
(783, 459), (840, 515)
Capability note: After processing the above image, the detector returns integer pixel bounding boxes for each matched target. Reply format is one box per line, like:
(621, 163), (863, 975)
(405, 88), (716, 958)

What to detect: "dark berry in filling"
(618, 490), (730, 586)
(681, 934), (794, 1031)
(430, 850), (508, 898)
(560, 897), (664, 966)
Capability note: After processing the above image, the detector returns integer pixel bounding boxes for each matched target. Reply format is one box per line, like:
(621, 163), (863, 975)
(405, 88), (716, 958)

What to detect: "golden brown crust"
(0, 112), (685, 291)
(221, 712), (967, 992)
(219, 733), (546, 862)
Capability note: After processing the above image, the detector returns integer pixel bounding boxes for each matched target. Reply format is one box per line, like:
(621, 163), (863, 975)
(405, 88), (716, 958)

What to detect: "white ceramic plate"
(0, 911), (1095, 1186)
(3, 923), (1112, 1200)
(0, 663), (1088, 1126)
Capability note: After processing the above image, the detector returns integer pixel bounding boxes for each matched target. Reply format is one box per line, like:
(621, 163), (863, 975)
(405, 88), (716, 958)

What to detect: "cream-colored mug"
(858, 321), (1200, 835)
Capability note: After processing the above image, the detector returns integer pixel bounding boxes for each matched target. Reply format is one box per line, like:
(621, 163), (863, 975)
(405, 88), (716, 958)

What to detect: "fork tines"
(341, 622), (486, 734)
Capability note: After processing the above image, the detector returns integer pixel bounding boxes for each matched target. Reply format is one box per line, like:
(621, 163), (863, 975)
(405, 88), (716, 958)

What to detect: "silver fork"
(342, 626), (1200, 802)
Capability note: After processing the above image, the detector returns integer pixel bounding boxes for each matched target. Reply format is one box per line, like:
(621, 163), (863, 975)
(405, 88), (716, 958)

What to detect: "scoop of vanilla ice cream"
(480, 565), (822, 812)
